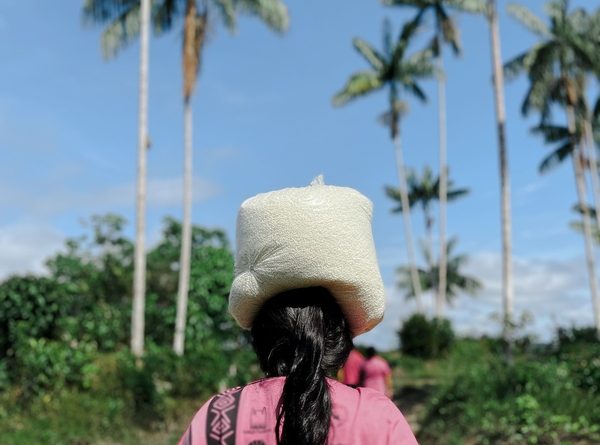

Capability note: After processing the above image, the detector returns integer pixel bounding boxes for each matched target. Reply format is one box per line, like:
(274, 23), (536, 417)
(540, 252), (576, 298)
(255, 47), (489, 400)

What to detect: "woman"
(339, 347), (365, 388)
(360, 346), (393, 398)
(177, 178), (418, 445)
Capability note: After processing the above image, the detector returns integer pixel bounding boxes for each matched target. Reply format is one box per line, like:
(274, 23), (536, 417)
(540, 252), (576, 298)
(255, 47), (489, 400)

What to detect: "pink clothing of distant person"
(342, 349), (365, 386)
(177, 377), (418, 445)
(361, 356), (392, 396)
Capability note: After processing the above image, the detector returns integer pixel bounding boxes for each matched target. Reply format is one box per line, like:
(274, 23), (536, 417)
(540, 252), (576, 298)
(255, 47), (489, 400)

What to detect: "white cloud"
(356, 252), (595, 350)
(0, 223), (65, 280)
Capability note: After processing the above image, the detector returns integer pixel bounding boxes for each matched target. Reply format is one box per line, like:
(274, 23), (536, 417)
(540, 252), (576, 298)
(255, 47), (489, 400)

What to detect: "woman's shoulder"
(360, 391), (418, 444)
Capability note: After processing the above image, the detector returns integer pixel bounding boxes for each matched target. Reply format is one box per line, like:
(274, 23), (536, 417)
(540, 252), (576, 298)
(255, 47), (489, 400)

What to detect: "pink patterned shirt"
(177, 377), (418, 445)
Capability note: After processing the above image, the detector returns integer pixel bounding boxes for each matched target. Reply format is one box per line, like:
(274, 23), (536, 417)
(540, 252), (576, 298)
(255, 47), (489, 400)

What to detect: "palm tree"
(332, 18), (435, 312)
(83, 0), (152, 357)
(397, 238), (482, 307)
(382, 0), (485, 321)
(385, 167), (469, 312)
(84, 0), (289, 356)
(505, 0), (600, 335)
(483, 0), (514, 342)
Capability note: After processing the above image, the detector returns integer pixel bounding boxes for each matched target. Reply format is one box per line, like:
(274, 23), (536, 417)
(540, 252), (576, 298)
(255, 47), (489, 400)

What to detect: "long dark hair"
(251, 287), (353, 445)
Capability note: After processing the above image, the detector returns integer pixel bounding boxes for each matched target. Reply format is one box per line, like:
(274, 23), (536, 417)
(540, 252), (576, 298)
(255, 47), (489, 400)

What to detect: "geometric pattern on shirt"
(206, 386), (243, 445)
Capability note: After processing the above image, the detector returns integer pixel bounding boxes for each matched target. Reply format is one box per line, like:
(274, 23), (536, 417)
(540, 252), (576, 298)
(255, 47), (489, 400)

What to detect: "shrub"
(399, 314), (454, 359)
(0, 276), (72, 360)
(58, 302), (129, 351)
(557, 326), (599, 351)
(420, 357), (600, 444)
(14, 336), (96, 400)
(117, 350), (165, 428)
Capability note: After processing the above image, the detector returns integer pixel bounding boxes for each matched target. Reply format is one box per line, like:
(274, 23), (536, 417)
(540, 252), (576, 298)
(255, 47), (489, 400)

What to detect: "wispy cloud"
(356, 251), (592, 350)
(516, 179), (547, 196)
(0, 223), (64, 279)
(0, 176), (221, 216)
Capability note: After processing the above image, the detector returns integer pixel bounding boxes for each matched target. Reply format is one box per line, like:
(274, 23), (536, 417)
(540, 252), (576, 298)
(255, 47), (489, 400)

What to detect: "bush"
(14, 337), (96, 400)
(399, 314), (455, 359)
(420, 356), (600, 444)
(0, 276), (73, 360)
(557, 326), (599, 351)
(58, 302), (129, 351)
(117, 350), (166, 428)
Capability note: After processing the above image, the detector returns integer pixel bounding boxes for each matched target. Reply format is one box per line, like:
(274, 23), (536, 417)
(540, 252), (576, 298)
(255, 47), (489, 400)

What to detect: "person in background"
(360, 346), (393, 398)
(338, 348), (365, 388)
(176, 178), (417, 445)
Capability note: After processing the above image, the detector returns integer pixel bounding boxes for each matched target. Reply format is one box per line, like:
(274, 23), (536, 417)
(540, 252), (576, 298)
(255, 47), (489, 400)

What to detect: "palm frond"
(572, 203), (597, 218)
(353, 38), (385, 71)
(446, 187), (469, 201)
(544, 0), (568, 24)
(503, 48), (539, 82)
(153, 0), (183, 35)
(570, 220), (600, 244)
(384, 185), (412, 213)
(539, 142), (573, 174)
(405, 81), (427, 103)
(507, 3), (550, 37)
(531, 124), (569, 144)
(380, 0), (431, 8)
(99, 4), (141, 59)
(396, 266), (429, 300)
(521, 71), (556, 118)
(446, 0), (486, 14)
(394, 15), (421, 61)
(212, 0), (237, 31)
(403, 48), (436, 77)
(332, 71), (383, 107)
(82, 0), (139, 25)
(238, 0), (289, 33)
(437, 7), (461, 55)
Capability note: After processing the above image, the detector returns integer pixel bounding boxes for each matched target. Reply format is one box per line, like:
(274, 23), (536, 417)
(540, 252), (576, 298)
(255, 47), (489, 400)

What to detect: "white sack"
(229, 177), (386, 337)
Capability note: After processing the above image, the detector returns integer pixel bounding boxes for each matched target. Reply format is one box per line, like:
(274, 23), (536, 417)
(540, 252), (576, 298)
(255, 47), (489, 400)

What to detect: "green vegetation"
(398, 314), (455, 359)
(0, 214), (262, 444)
(386, 326), (600, 445)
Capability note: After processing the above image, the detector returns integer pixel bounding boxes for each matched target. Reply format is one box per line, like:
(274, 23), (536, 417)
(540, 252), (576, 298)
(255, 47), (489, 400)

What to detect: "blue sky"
(0, 0), (598, 348)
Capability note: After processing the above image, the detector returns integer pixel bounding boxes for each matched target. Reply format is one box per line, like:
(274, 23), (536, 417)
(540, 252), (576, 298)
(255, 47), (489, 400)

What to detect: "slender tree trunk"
(584, 119), (600, 230)
(487, 0), (514, 342)
(174, 100), (193, 356)
(425, 206), (434, 268)
(567, 106), (600, 335)
(393, 134), (423, 311)
(437, 59), (448, 320)
(131, 0), (151, 358)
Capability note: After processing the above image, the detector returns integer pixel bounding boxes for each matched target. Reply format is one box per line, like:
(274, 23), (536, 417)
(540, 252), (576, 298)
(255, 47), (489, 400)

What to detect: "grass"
(0, 389), (203, 445)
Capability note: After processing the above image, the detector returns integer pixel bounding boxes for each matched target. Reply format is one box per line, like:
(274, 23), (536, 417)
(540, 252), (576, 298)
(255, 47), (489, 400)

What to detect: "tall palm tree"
(84, 0), (289, 356)
(333, 18), (435, 312)
(172, 0), (288, 356)
(504, 0), (600, 335)
(382, 0), (485, 320)
(83, 0), (152, 357)
(483, 0), (514, 341)
(385, 167), (469, 311)
(397, 238), (482, 307)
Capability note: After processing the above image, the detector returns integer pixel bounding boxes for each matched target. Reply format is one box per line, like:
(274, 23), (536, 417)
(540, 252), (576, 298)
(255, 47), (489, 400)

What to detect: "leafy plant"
(399, 314), (455, 359)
